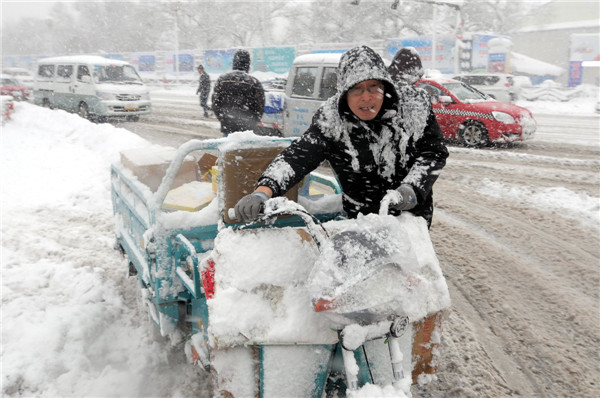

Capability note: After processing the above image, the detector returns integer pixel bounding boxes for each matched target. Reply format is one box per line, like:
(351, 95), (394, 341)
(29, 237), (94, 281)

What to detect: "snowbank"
(1, 103), (209, 397)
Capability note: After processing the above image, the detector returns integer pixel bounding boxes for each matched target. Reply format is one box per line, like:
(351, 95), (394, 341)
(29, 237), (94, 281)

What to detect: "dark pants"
(199, 95), (209, 117)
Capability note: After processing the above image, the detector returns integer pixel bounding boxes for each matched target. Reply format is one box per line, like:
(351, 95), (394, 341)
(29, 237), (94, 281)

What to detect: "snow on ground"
(1, 104), (208, 397)
(1, 98), (598, 397)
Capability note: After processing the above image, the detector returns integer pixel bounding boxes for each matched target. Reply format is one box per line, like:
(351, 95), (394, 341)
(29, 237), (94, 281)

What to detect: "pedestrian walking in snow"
(234, 45), (448, 227)
(211, 49), (265, 136)
(195, 64), (211, 118)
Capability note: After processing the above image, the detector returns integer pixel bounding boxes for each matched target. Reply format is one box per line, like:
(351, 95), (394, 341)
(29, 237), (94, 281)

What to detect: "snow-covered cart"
(110, 133), (450, 397)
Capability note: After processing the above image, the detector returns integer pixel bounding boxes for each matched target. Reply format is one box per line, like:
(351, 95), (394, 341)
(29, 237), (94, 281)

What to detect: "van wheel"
(78, 102), (90, 120)
(459, 121), (489, 147)
(126, 115), (140, 122)
(42, 98), (52, 109)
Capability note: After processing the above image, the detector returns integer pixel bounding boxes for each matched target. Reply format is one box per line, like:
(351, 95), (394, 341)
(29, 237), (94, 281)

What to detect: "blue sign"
(105, 54), (125, 61)
(204, 50), (237, 74)
(488, 53), (506, 62)
(253, 47), (296, 74)
(386, 36), (455, 74)
(131, 54), (156, 72)
(568, 61), (583, 87)
(165, 52), (194, 73)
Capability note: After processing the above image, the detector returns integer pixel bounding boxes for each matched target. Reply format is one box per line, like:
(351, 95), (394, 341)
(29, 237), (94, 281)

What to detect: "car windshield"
(443, 82), (488, 102)
(93, 64), (143, 84)
(1, 78), (18, 86)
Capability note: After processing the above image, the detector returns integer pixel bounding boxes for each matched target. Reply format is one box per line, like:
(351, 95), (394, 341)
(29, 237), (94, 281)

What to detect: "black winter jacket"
(212, 51), (265, 135)
(197, 70), (210, 99)
(257, 46), (448, 226)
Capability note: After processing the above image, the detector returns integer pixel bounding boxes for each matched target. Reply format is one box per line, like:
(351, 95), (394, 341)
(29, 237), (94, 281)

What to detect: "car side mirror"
(439, 95), (453, 104)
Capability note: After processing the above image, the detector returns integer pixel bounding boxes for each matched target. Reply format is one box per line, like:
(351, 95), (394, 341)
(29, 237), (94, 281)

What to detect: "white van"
(282, 53), (342, 137)
(34, 55), (151, 122)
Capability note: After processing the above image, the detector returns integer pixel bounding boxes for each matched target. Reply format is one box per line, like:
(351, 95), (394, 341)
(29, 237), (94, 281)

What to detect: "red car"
(416, 77), (536, 147)
(0, 74), (29, 101)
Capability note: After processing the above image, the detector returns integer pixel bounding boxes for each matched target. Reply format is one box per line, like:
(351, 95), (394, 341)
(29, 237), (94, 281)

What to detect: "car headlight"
(492, 111), (515, 124)
(96, 92), (116, 100)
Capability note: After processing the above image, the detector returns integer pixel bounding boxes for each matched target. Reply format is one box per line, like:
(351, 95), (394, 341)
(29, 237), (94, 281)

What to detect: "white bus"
(34, 55), (151, 122)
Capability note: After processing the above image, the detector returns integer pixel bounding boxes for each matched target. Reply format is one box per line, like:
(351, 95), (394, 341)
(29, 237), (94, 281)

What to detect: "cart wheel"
(78, 102), (90, 120)
(128, 261), (137, 276)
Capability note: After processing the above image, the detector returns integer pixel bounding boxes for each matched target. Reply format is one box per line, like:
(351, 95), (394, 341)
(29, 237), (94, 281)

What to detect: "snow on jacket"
(212, 50), (265, 134)
(388, 47), (430, 139)
(257, 46), (448, 226)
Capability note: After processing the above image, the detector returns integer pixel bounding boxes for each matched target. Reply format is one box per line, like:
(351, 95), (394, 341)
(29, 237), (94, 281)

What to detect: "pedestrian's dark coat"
(211, 50), (265, 135)
(197, 68), (211, 99)
(388, 47), (430, 141)
(257, 46), (448, 226)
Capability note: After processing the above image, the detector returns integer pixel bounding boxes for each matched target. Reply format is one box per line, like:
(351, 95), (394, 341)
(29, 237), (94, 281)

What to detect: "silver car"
(452, 73), (519, 103)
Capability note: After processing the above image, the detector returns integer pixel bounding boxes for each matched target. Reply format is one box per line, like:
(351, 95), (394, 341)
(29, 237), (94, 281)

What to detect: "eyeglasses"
(347, 83), (384, 97)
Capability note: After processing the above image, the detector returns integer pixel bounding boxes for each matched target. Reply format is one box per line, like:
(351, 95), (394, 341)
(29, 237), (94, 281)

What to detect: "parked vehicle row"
(273, 54), (535, 147)
(0, 74), (29, 101)
(3, 67), (35, 90)
(452, 73), (519, 103)
(1, 95), (15, 124)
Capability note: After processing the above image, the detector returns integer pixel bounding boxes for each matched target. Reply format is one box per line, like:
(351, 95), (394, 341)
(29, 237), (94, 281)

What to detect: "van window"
(94, 64), (143, 84)
(292, 67), (317, 97)
(77, 65), (91, 82)
(319, 67), (337, 100)
(38, 65), (54, 79)
(56, 65), (73, 82)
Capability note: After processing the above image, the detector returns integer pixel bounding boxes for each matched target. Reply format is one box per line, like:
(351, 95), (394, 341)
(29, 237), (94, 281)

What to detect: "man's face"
(346, 79), (385, 121)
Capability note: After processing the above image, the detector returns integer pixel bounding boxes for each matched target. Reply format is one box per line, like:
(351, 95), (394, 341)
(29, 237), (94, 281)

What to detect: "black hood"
(336, 46), (399, 118)
(388, 47), (424, 85)
(232, 50), (251, 72)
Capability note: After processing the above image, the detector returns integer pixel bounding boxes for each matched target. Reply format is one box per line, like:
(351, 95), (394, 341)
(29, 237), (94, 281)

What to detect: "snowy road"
(2, 93), (597, 398)
(421, 141), (599, 397)
(127, 91), (600, 397)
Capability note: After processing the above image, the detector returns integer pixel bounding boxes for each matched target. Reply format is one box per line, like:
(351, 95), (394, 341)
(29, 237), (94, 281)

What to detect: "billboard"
(471, 34), (502, 72)
(204, 49), (237, 74)
(165, 52), (194, 74)
(386, 36), (455, 74)
(569, 34), (599, 87)
(131, 53), (156, 72)
(252, 47), (296, 74)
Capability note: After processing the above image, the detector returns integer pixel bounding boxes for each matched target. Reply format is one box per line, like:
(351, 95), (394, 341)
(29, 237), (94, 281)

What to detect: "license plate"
(125, 107), (139, 111)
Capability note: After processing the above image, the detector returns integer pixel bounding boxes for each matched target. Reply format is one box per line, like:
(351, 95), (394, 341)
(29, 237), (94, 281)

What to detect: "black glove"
(392, 184), (417, 211)
(234, 191), (269, 221)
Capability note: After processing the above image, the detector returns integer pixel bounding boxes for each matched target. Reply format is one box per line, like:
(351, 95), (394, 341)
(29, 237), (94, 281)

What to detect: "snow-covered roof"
(511, 52), (564, 77)
(37, 55), (130, 66)
(293, 53), (343, 66)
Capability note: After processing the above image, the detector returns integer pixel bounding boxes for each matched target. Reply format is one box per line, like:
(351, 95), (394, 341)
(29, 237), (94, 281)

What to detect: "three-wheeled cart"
(111, 133), (449, 397)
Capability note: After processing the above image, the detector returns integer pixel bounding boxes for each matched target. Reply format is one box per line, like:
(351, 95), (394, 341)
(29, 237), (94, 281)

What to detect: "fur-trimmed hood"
(335, 45), (399, 116)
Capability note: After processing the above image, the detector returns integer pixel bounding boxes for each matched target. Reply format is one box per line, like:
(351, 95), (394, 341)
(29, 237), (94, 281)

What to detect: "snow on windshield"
(94, 64), (143, 84)
(443, 82), (489, 102)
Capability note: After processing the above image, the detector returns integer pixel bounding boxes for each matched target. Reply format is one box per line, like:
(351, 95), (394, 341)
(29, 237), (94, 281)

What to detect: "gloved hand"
(391, 184), (418, 211)
(234, 191), (270, 221)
